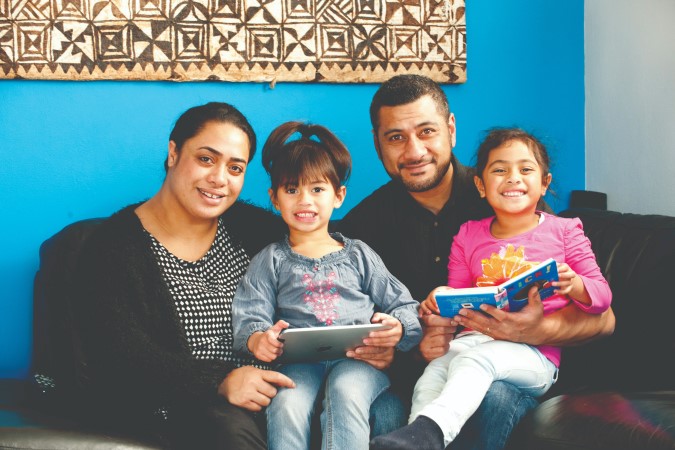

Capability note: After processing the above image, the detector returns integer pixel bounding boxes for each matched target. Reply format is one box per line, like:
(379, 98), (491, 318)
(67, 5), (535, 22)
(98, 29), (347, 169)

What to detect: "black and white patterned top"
(147, 218), (266, 369)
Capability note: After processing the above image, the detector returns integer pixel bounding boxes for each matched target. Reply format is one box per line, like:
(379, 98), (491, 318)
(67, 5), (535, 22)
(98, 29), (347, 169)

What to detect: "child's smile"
(273, 180), (346, 235)
(475, 139), (550, 217)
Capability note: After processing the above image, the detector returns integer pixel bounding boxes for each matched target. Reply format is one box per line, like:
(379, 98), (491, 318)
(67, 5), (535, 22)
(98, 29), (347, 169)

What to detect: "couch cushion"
(555, 209), (675, 394)
(0, 423), (161, 450)
(1, 378), (162, 449)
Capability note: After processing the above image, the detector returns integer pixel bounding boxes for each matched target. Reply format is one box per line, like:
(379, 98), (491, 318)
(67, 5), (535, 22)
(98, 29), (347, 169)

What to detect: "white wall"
(585, 0), (675, 215)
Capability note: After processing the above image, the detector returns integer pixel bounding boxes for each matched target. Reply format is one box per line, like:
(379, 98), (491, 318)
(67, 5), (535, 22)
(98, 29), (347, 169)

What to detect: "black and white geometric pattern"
(148, 219), (267, 369)
(0, 0), (466, 82)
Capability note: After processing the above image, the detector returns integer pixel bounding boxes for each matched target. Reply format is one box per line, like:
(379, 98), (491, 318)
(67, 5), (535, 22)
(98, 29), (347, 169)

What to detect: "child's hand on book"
(247, 320), (289, 362)
(364, 313), (402, 347)
(419, 286), (450, 316)
(420, 298), (439, 316)
(554, 263), (577, 296)
(554, 263), (592, 305)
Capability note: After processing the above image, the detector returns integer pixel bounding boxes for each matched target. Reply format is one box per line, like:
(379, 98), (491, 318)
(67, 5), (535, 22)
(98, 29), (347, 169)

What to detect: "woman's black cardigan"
(74, 201), (285, 414)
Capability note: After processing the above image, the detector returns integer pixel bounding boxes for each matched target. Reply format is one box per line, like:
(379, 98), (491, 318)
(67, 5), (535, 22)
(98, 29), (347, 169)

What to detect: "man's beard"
(389, 157), (452, 193)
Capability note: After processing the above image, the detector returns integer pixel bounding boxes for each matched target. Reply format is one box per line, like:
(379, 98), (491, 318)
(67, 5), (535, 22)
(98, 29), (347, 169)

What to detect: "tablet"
(276, 323), (386, 363)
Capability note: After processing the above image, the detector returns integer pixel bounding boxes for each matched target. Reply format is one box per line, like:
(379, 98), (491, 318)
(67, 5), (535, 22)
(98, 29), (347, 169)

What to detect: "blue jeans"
(451, 380), (539, 450)
(369, 381), (537, 450)
(267, 359), (390, 450)
(369, 388), (407, 436)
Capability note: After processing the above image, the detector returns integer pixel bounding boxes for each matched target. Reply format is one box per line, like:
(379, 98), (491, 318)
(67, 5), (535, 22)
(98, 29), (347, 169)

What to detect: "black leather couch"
(507, 208), (675, 449)
(1, 207), (674, 449)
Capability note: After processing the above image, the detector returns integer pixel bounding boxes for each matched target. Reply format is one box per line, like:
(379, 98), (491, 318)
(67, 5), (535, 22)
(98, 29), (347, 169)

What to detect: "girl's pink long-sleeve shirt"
(448, 212), (612, 366)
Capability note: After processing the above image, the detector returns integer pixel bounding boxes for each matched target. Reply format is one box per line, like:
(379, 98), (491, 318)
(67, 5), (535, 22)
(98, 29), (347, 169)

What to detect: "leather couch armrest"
(508, 391), (675, 450)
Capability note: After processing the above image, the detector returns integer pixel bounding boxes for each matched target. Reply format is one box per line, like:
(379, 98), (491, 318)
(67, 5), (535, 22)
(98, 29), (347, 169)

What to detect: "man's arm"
(535, 303), (615, 346)
(454, 286), (615, 347)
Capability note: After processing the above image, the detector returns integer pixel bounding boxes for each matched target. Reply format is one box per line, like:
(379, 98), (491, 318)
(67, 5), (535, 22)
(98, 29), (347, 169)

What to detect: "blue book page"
(501, 258), (559, 311)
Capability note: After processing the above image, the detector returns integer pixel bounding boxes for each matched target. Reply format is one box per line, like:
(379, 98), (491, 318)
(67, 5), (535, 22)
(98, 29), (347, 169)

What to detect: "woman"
(74, 103), (402, 449)
(74, 102), (294, 448)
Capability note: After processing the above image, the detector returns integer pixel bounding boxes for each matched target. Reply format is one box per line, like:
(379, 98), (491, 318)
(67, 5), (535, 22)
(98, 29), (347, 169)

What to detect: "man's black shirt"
(338, 156), (494, 302)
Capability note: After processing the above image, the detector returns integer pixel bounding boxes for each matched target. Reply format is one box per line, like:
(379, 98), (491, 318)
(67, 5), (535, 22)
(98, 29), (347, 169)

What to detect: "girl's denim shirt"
(233, 233), (422, 355)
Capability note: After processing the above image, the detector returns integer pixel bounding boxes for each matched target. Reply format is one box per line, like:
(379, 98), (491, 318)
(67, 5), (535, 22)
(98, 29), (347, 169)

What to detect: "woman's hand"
(218, 366), (295, 412)
(419, 314), (457, 362)
(247, 320), (289, 362)
(453, 285), (546, 345)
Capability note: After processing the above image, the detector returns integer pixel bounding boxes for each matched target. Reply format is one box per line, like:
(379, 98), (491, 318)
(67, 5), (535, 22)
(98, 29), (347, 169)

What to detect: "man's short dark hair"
(369, 74), (451, 131)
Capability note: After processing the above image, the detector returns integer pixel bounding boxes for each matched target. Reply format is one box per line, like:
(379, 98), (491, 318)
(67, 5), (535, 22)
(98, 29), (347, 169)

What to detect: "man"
(339, 74), (615, 449)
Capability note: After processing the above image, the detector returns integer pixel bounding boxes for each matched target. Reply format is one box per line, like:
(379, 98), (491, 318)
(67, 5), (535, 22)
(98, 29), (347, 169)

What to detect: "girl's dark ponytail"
(262, 121), (352, 192)
(262, 121), (304, 176)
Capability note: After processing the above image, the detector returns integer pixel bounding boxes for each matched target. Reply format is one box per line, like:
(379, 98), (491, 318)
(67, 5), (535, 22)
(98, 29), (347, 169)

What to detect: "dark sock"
(370, 415), (444, 450)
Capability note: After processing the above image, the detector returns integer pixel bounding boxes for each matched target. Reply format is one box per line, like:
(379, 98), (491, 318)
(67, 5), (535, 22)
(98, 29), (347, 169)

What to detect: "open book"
(435, 258), (559, 317)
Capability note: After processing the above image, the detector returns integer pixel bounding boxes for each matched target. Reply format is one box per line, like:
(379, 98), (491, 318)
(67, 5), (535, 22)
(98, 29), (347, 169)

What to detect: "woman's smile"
(198, 187), (227, 200)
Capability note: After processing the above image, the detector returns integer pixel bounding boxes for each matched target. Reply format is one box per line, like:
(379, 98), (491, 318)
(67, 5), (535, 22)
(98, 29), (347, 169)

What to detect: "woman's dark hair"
(369, 74), (450, 131)
(475, 128), (551, 185)
(261, 121), (351, 193)
(165, 102), (257, 171)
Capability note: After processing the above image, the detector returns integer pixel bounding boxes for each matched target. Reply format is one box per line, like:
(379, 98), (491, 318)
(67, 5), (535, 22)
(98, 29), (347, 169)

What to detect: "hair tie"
(299, 127), (315, 142)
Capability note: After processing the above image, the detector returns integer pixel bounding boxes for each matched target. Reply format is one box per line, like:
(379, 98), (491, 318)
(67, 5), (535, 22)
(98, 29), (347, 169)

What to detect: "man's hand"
(419, 314), (458, 362)
(247, 320), (289, 362)
(218, 366), (295, 412)
(454, 285), (546, 345)
(454, 285), (616, 347)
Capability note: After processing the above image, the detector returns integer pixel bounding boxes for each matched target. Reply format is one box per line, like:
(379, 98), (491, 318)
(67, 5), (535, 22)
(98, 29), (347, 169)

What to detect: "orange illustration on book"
(476, 245), (539, 287)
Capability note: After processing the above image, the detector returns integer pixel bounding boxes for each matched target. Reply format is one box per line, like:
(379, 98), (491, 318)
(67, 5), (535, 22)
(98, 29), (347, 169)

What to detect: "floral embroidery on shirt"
(476, 244), (539, 287)
(302, 271), (341, 325)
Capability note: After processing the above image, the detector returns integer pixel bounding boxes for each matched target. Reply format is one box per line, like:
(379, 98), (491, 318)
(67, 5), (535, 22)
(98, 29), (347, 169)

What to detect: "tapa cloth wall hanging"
(0, 0), (466, 83)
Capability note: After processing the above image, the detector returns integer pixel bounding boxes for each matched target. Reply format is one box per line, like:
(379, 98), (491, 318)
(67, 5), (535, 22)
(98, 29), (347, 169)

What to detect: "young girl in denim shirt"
(371, 128), (612, 450)
(233, 121), (421, 450)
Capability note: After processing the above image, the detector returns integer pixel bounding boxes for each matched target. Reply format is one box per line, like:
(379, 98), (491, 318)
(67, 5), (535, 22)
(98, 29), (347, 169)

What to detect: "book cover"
(500, 258), (558, 312)
(435, 287), (507, 318)
(435, 258), (559, 317)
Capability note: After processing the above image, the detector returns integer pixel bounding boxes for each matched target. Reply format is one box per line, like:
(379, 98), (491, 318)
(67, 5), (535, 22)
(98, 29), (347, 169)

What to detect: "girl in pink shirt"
(371, 128), (612, 450)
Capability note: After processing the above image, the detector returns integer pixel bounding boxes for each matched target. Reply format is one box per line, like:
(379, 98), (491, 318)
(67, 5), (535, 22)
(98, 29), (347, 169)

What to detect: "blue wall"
(0, 1), (584, 378)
